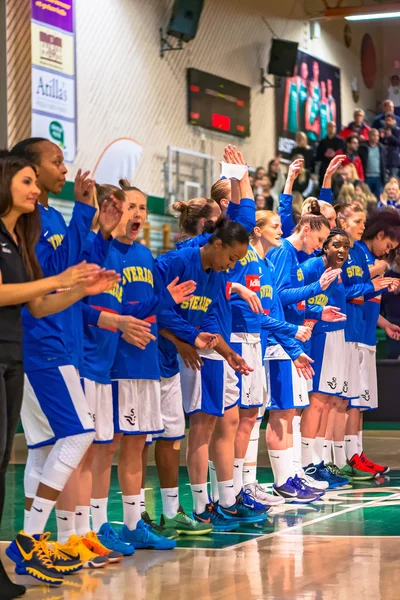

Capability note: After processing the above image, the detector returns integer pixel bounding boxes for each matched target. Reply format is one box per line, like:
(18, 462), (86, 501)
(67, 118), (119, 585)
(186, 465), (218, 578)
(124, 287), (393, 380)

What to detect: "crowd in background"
(252, 98), (400, 219)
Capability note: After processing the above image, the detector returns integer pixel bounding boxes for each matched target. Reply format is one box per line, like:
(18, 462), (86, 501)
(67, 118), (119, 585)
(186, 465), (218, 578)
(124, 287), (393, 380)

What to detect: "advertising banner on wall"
(31, 0), (76, 162)
(275, 49), (341, 158)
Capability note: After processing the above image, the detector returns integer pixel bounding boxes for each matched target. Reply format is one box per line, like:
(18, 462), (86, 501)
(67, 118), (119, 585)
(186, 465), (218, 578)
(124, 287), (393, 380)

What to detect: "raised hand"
(167, 277), (196, 304)
(74, 169), (95, 205)
(326, 155), (346, 177)
(294, 353), (315, 380)
(321, 306), (346, 322)
(98, 194), (124, 237)
(288, 158), (304, 181)
(56, 261), (102, 289)
(223, 145), (245, 165)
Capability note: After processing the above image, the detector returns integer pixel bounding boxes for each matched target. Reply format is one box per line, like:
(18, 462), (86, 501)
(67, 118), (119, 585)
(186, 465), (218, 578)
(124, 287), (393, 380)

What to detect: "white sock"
(344, 435), (358, 460)
(233, 458), (245, 495)
(122, 495), (142, 530)
(140, 488), (146, 513)
(243, 420), (261, 485)
(90, 497), (108, 533)
(208, 461), (219, 503)
(25, 497), (55, 535)
(333, 441), (347, 468)
(190, 483), (209, 515)
(217, 479), (236, 509)
(23, 510), (30, 531)
(357, 430), (363, 455)
(75, 506), (91, 537)
(301, 437), (315, 468)
(322, 440), (333, 464)
(268, 448), (294, 487)
(160, 487), (179, 518)
(313, 437), (325, 464)
(293, 416), (302, 475)
(55, 510), (76, 544)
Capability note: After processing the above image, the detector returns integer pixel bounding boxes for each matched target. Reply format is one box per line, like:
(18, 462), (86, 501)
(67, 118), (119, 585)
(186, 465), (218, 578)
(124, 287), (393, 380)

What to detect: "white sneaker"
(244, 482), (285, 506)
(298, 469), (329, 491)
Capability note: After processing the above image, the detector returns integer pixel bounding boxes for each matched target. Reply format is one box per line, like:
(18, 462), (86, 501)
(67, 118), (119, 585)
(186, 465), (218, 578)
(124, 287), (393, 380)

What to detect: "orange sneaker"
(82, 531), (123, 563)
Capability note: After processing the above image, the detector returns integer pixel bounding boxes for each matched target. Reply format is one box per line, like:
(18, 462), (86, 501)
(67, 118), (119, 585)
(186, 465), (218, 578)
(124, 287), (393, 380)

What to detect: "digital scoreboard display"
(187, 68), (250, 138)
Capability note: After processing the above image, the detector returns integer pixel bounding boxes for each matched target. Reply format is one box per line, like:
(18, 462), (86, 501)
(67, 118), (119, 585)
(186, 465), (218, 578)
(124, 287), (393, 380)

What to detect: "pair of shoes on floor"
(6, 529), (124, 586)
(338, 453), (389, 480)
(272, 475), (325, 504)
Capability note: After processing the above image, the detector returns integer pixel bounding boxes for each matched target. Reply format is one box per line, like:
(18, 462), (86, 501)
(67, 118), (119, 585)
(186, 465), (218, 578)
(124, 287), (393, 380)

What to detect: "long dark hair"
(362, 208), (400, 243)
(0, 156), (42, 280)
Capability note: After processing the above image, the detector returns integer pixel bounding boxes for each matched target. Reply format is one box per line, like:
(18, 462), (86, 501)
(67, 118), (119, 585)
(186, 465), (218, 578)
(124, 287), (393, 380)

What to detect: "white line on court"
(221, 491), (400, 551)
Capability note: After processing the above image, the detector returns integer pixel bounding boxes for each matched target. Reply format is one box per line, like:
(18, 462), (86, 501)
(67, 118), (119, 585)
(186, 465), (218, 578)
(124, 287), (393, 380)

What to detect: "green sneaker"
(160, 506), (214, 536)
(141, 511), (179, 539)
(338, 463), (375, 481)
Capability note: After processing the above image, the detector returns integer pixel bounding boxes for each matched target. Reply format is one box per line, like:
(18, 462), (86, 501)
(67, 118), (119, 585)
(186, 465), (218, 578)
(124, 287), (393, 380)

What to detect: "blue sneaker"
(293, 474), (325, 497)
(310, 462), (349, 489)
(119, 520), (176, 550)
(193, 502), (239, 532)
(97, 522), (135, 556)
(273, 477), (320, 504)
(217, 490), (267, 523)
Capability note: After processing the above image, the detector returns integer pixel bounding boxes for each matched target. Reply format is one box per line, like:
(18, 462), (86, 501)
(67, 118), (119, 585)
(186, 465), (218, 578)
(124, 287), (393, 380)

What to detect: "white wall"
(72, 0), (382, 196)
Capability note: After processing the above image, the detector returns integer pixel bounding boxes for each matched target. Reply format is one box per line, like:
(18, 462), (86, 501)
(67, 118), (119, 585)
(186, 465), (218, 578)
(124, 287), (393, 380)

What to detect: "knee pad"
(24, 447), (52, 498)
(40, 432), (95, 492)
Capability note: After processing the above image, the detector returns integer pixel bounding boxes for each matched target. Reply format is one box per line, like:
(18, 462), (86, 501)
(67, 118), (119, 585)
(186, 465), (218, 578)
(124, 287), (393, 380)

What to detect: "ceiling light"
(345, 11), (400, 21)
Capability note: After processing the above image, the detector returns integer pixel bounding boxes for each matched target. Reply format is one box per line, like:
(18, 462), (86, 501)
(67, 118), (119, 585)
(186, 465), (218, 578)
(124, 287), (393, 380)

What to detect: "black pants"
(0, 361), (24, 527)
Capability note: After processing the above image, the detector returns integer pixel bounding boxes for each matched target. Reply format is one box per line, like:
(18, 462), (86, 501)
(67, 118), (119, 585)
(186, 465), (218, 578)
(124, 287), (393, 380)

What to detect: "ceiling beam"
(323, 3), (400, 19)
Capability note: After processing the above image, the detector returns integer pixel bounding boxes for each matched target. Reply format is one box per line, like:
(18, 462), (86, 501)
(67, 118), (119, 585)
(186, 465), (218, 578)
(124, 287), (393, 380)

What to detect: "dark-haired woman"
(352, 210), (400, 474)
(0, 156), (119, 594)
(157, 215), (267, 528)
(4, 139), (124, 576)
(300, 229), (351, 487)
(268, 205), (343, 500)
(336, 204), (395, 481)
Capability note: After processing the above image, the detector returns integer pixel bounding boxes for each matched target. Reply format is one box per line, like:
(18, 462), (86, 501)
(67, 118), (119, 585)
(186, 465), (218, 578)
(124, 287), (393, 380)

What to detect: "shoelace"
(47, 543), (69, 562)
(103, 526), (120, 542)
(34, 539), (55, 568)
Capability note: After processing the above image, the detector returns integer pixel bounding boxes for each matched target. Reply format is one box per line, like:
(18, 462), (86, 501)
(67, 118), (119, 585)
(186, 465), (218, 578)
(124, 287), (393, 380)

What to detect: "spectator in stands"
(337, 182), (356, 205)
(379, 113), (400, 177)
(290, 131), (314, 171)
(354, 181), (378, 214)
(372, 99), (400, 130)
(337, 134), (364, 181)
(291, 154), (316, 198)
(254, 166), (266, 180)
(331, 163), (356, 202)
(315, 121), (345, 187)
(339, 108), (371, 141)
(380, 180), (400, 209)
(267, 156), (285, 211)
(381, 252), (400, 358)
(255, 194), (267, 210)
(359, 129), (386, 199)
(254, 174), (273, 210)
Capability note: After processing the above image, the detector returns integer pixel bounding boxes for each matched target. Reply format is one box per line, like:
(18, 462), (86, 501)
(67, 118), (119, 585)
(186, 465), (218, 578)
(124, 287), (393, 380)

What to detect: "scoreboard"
(187, 68), (250, 138)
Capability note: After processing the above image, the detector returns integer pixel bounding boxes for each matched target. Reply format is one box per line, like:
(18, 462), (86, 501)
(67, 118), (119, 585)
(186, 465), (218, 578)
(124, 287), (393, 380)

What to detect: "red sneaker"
(349, 454), (377, 477)
(360, 452), (390, 475)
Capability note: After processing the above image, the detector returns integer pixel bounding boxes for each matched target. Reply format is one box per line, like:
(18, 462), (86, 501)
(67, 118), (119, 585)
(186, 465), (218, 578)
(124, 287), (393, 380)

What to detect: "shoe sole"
(97, 540), (135, 556)
(54, 563), (83, 574)
(82, 558), (109, 568)
(291, 496), (321, 504)
(106, 555), (124, 563)
(14, 565), (63, 586)
(349, 474), (376, 481)
(127, 543), (176, 550)
(220, 514), (267, 524)
(176, 528), (214, 536)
